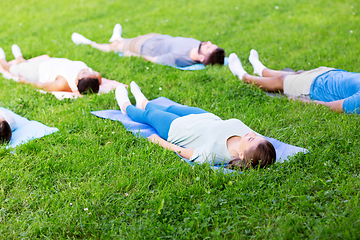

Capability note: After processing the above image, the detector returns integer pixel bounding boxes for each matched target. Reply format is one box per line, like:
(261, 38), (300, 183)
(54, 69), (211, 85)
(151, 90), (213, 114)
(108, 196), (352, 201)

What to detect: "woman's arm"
(19, 75), (71, 92)
(148, 134), (194, 159)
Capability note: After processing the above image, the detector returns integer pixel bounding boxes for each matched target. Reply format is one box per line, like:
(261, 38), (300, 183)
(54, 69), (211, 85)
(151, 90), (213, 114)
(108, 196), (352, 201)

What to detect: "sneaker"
(109, 23), (122, 42)
(72, 33), (92, 45)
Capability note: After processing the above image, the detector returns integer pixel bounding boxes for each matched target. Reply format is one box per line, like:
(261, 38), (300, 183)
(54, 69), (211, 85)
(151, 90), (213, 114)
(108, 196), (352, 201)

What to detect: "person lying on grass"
(115, 81), (276, 170)
(0, 45), (101, 94)
(229, 49), (360, 114)
(72, 23), (225, 67)
(0, 109), (16, 144)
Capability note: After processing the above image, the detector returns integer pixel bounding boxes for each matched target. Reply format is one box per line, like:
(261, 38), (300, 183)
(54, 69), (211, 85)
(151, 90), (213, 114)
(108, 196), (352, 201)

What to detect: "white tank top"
(38, 58), (88, 92)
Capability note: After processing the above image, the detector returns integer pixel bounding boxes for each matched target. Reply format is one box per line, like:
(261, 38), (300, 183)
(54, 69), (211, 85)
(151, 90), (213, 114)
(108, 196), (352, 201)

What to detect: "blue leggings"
(126, 103), (208, 139)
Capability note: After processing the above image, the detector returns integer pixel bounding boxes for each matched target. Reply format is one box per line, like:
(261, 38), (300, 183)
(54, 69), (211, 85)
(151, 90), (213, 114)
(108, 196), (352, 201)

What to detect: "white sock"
(115, 83), (130, 114)
(0, 47), (5, 60)
(228, 53), (247, 80)
(130, 81), (147, 109)
(109, 23), (122, 42)
(11, 44), (22, 59)
(71, 32), (93, 45)
(249, 49), (266, 77)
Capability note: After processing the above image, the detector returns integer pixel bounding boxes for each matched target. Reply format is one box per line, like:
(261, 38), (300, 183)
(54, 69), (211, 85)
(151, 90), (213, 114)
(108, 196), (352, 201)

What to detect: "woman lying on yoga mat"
(115, 82), (276, 169)
(0, 45), (101, 95)
(0, 109), (16, 144)
(229, 49), (360, 114)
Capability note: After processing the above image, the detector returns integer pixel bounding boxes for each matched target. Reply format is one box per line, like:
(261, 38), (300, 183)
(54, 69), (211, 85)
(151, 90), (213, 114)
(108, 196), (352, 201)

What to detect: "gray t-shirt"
(167, 113), (260, 165)
(141, 35), (200, 67)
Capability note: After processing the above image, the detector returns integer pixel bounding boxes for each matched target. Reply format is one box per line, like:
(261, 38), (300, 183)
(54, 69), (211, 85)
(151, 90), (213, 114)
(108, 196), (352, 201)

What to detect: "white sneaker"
(11, 44), (22, 58)
(109, 23), (122, 42)
(115, 83), (130, 114)
(71, 32), (92, 45)
(0, 47), (5, 59)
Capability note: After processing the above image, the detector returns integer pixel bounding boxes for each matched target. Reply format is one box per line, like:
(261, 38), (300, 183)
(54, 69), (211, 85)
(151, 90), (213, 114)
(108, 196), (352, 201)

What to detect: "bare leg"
(15, 56), (26, 65)
(90, 38), (129, 53)
(141, 99), (150, 110)
(249, 49), (297, 78)
(121, 101), (132, 114)
(0, 56), (27, 72)
(0, 59), (10, 71)
(242, 73), (285, 92)
(262, 68), (296, 78)
(121, 99), (149, 113)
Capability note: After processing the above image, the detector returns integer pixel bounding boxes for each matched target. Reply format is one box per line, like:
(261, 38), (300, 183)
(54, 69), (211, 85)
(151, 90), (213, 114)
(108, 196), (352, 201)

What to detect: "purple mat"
(91, 97), (308, 173)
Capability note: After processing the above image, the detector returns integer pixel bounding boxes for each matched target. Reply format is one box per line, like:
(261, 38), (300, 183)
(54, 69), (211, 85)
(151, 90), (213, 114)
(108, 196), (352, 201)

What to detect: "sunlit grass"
(0, 0), (359, 238)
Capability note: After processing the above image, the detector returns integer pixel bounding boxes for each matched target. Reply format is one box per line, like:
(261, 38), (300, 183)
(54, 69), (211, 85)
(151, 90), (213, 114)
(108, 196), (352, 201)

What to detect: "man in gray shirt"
(72, 23), (225, 67)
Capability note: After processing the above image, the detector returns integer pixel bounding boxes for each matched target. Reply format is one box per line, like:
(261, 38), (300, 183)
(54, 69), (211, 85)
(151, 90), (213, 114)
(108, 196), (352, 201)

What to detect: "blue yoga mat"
(91, 97), (308, 173)
(0, 107), (59, 149)
(117, 53), (228, 71)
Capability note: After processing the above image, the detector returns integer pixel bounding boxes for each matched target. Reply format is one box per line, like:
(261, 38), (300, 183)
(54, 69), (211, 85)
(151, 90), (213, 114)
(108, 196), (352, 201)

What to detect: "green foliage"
(1, 0), (360, 238)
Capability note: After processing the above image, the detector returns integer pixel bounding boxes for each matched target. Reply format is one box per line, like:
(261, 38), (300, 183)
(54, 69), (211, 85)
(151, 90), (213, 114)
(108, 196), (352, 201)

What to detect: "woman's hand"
(148, 134), (194, 159)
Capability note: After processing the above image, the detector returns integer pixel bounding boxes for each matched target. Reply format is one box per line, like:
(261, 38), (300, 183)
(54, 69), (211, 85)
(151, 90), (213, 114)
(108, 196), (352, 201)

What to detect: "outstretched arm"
(289, 96), (344, 113)
(315, 99), (344, 113)
(148, 134), (194, 159)
(19, 75), (71, 92)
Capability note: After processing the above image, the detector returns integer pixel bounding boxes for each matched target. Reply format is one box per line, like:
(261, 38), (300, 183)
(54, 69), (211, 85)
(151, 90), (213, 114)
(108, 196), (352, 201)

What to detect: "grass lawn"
(1, 0), (360, 238)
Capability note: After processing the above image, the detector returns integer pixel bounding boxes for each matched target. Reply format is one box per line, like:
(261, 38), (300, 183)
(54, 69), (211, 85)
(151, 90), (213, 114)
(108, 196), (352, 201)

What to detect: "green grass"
(1, 0), (360, 238)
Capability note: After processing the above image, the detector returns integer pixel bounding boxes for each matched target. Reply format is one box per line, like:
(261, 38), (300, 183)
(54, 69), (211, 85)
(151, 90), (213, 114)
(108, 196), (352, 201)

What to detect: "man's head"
(198, 41), (225, 66)
(76, 69), (100, 95)
(0, 118), (12, 144)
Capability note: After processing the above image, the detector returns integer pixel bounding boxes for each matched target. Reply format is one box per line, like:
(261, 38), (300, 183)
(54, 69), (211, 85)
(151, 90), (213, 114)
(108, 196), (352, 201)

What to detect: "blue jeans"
(126, 103), (208, 139)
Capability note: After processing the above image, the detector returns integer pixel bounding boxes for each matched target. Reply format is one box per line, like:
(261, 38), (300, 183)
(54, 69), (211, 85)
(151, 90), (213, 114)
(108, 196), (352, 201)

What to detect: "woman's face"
(239, 132), (266, 154)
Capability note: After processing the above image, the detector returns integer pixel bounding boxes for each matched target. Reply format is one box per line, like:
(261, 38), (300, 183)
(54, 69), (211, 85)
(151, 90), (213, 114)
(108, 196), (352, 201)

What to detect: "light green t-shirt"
(167, 113), (259, 165)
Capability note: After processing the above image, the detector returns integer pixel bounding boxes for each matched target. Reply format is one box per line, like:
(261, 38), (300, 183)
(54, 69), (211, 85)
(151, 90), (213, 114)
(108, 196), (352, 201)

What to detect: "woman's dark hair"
(0, 120), (12, 144)
(77, 77), (99, 95)
(227, 140), (276, 170)
(204, 48), (225, 66)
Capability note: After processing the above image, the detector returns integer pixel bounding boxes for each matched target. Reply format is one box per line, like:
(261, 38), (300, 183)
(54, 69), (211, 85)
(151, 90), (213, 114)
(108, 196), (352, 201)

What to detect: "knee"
(274, 75), (286, 91)
(110, 41), (122, 52)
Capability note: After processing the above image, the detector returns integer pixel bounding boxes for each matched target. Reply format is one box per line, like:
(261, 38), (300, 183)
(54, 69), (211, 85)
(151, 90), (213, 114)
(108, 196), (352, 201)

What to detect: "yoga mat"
(0, 107), (59, 148)
(118, 53), (229, 70)
(91, 97), (308, 172)
(0, 55), (121, 100)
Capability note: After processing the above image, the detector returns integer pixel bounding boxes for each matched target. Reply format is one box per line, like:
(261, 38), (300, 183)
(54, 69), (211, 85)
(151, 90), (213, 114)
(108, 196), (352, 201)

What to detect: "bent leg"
(249, 49), (296, 78)
(15, 56), (26, 65)
(0, 59), (10, 71)
(126, 105), (179, 139)
(90, 39), (129, 53)
(242, 73), (285, 92)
